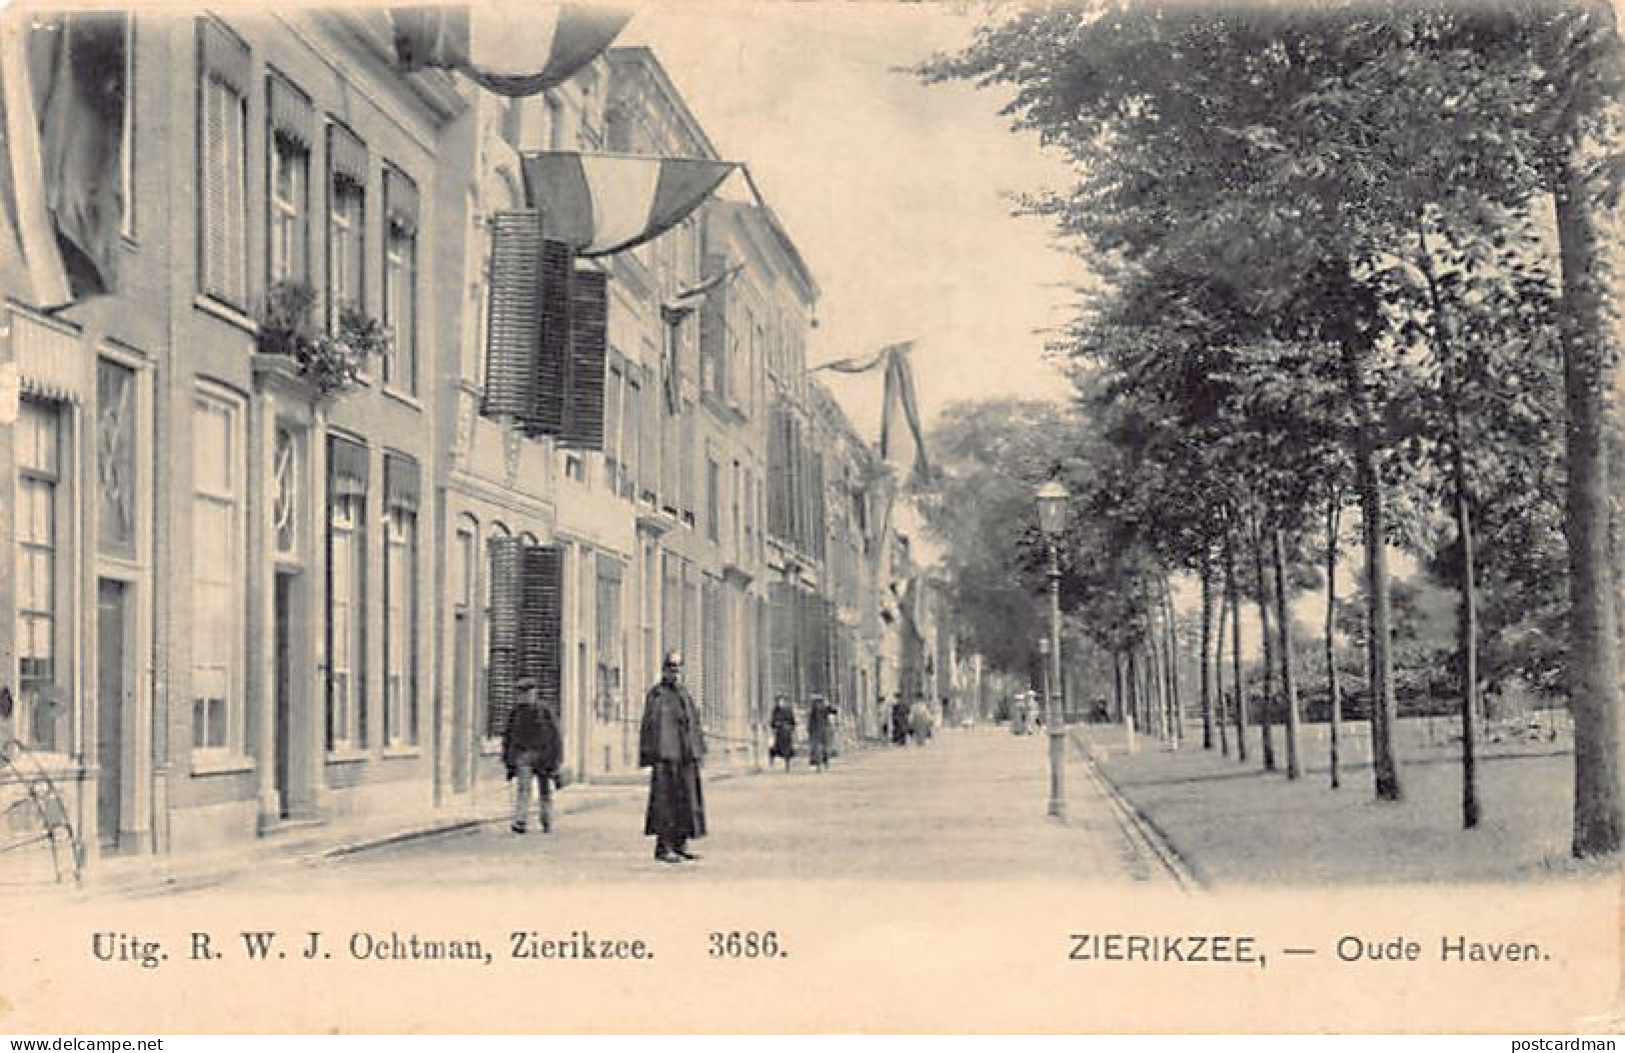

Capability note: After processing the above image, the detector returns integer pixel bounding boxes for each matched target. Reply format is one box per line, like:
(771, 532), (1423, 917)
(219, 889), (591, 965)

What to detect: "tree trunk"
(1456, 484), (1481, 829)
(1419, 221), (1483, 831)
(1554, 164), (1623, 857)
(1163, 577), (1184, 748)
(1273, 528), (1303, 780)
(1112, 650), (1125, 724)
(1325, 491), (1343, 790)
(1226, 529), (1249, 762)
(1342, 340), (1403, 801)
(1200, 549), (1216, 751)
(1131, 650), (1144, 731)
(1215, 566), (1231, 757)
(1252, 522), (1278, 772)
(1148, 631), (1167, 743)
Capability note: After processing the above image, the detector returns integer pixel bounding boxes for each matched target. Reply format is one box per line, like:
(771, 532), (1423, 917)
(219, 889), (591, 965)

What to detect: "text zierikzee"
(1068, 932), (1266, 968)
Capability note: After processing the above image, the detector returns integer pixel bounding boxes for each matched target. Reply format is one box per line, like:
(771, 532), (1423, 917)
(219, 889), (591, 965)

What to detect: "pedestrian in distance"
(769, 695), (797, 772)
(807, 694), (835, 772)
(891, 696), (911, 746)
(503, 679), (563, 834)
(639, 651), (707, 864)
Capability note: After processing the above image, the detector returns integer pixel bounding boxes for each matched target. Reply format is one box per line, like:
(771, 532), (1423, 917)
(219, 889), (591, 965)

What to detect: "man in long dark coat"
(639, 651), (706, 864)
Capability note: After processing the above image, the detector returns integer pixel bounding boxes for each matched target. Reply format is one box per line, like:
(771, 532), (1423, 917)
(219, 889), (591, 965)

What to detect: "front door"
(95, 579), (127, 850)
(274, 573), (293, 818)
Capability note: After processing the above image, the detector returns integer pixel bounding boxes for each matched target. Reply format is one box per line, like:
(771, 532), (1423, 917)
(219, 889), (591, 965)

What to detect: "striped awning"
(520, 152), (736, 258)
(391, 5), (630, 98)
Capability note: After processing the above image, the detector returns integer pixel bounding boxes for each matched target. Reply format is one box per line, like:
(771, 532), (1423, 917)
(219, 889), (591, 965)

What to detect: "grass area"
(1082, 717), (1616, 886)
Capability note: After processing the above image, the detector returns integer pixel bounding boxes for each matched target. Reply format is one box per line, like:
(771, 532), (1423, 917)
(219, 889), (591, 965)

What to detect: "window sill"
(381, 745), (423, 760)
(382, 385), (422, 412)
(480, 739), (502, 757)
(325, 748), (369, 765)
(190, 753), (257, 777)
(194, 295), (258, 336)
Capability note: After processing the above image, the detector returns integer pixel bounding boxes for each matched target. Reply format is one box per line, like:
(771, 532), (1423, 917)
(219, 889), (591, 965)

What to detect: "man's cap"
(516, 676), (539, 691)
(663, 651), (684, 667)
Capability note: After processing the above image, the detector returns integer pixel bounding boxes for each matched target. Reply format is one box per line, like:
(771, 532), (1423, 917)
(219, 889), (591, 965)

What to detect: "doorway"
(274, 571), (298, 818)
(95, 579), (128, 850)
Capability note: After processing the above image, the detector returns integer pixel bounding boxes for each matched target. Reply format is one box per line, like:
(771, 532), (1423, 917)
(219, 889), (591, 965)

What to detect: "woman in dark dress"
(807, 694), (834, 772)
(768, 696), (796, 772)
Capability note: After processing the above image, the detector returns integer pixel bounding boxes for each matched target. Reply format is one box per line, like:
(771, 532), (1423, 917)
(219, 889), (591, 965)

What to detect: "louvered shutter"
(788, 415), (805, 550)
(560, 268), (608, 449)
(482, 210), (542, 419)
(703, 578), (724, 728)
(519, 545), (565, 722)
(808, 449), (826, 561)
(526, 239), (574, 436)
(201, 80), (228, 299)
(767, 406), (788, 543)
(485, 535), (520, 736)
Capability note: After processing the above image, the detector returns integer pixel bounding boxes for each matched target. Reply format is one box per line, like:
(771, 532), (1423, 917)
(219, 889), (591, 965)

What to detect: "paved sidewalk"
(7, 774), (656, 900)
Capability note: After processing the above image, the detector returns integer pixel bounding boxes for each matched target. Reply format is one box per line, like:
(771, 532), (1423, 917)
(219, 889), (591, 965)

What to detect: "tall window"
(604, 361), (623, 488)
(706, 455), (720, 544)
(198, 20), (249, 306)
(382, 167), (419, 394)
(97, 359), (137, 558)
(326, 123), (367, 329)
(192, 390), (242, 754)
(624, 370), (642, 497)
(267, 74), (312, 286)
(327, 437), (368, 751)
(273, 428), (297, 556)
(16, 399), (68, 752)
(383, 455), (419, 747)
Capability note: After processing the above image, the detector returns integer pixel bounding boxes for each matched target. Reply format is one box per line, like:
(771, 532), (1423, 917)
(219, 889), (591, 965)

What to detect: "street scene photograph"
(0, 0), (1621, 1036)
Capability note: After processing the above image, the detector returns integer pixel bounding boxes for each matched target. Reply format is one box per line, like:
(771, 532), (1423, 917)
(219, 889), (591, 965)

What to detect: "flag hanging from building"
(661, 261), (742, 325)
(661, 261), (742, 415)
(810, 340), (909, 375)
(521, 152), (737, 257)
(814, 341), (930, 485)
(879, 342), (930, 485)
(391, 4), (630, 98)
(0, 11), (127, 311)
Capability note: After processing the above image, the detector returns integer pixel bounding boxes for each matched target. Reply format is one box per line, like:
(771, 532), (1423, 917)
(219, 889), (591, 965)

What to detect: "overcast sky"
(619, 2), (1087, 442)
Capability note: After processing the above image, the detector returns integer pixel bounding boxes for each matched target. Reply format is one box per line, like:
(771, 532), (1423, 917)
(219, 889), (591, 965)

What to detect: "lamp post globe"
(1036, 478), (1069, 538)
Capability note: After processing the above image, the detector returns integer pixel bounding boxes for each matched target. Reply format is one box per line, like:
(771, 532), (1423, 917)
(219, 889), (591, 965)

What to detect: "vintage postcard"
(0, 0), (1620, 1035)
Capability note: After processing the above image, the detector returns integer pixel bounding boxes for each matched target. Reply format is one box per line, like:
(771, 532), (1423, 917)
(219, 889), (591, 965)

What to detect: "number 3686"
(707, 931), (784, 958)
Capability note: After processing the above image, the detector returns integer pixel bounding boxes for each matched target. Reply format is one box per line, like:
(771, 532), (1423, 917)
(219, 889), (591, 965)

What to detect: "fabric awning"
(384, 452), (421, 514)
(520, 151), (736, 257)
(391, 4), (631, 98)
(268, 73), (314, 151)
(328, 436), (369, 499)
(385, 167), (420, 237)
(327, 122), (368, 190)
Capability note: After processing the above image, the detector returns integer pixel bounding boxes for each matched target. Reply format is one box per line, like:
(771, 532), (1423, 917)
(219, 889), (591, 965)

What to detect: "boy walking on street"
(504, 679), (563, 834)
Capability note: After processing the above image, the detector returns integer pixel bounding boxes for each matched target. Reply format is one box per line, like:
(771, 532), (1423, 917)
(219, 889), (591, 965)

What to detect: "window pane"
(97, 359), (137, 553)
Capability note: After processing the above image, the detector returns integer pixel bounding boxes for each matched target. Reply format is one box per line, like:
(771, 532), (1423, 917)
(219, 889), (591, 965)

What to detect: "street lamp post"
(1036, 479), (1070, 820)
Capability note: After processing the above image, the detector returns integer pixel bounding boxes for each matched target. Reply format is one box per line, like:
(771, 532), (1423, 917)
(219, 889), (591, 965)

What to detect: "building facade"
(0, 13), (939, 877)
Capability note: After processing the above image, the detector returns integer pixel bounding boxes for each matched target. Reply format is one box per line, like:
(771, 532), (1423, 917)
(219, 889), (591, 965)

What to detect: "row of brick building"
(0, 10), (952, 871)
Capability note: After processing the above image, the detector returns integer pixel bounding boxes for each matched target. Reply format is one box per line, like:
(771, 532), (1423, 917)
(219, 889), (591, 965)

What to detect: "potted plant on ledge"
(255, 280), (391, 400)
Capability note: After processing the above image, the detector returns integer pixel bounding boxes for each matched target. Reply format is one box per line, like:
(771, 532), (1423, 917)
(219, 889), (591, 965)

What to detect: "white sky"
(618, 1), (1087, 442)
